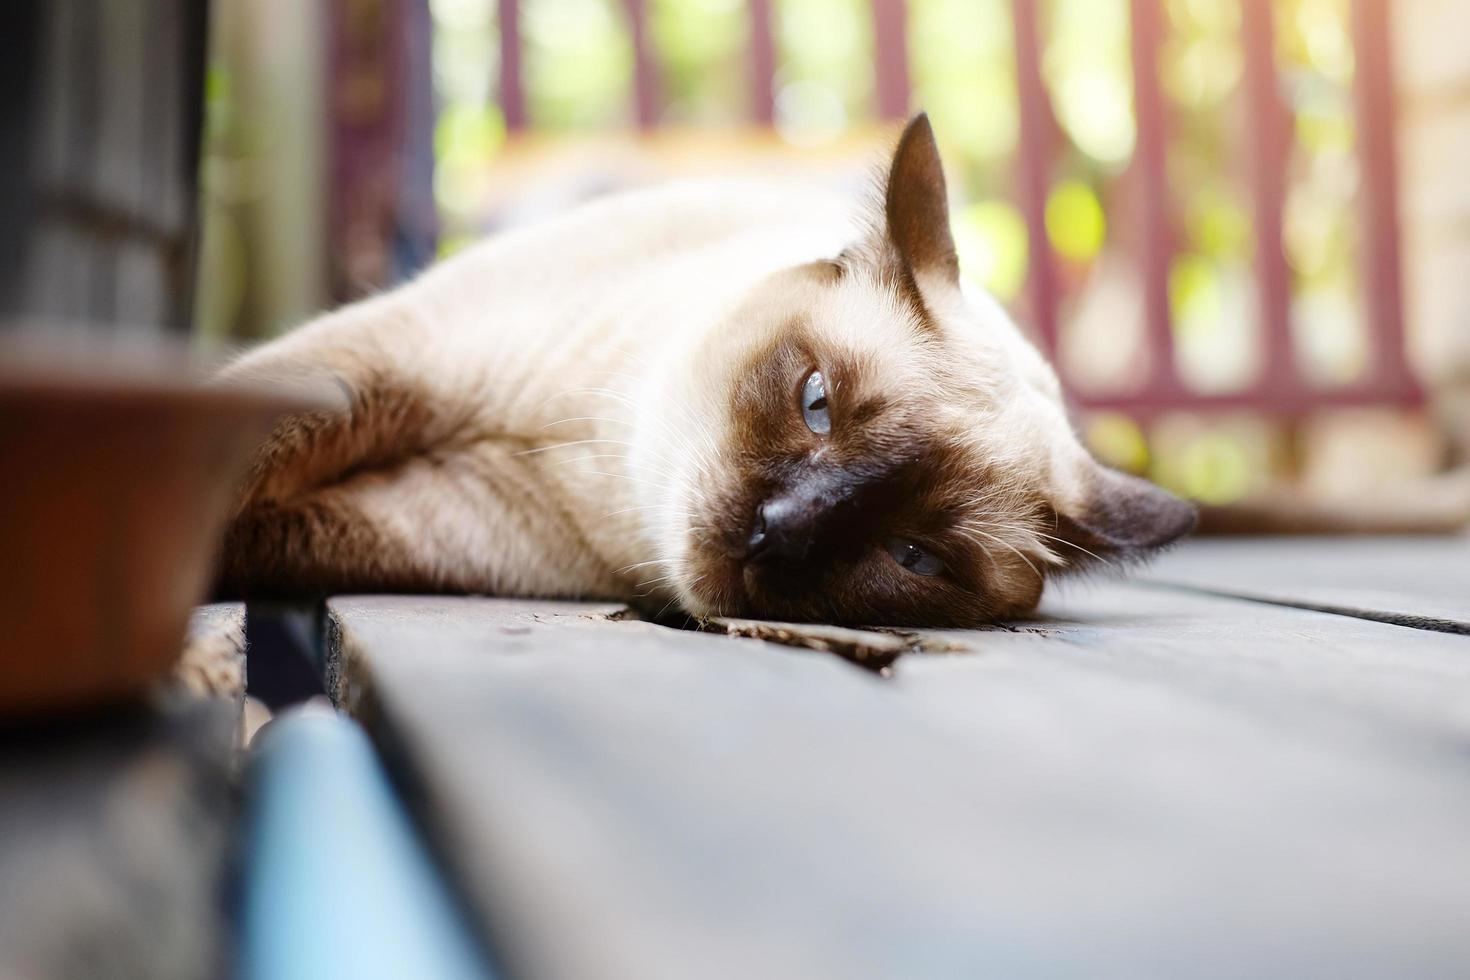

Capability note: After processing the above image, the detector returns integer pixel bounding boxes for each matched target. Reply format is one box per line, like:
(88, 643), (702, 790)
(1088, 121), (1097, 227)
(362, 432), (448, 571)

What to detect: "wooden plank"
(1141, 535), (1470, 632)
(912, 581), (1470, 765)
(702, 615), (912, 671)
(0, 700), (237, 980)
(899, 583), (1470, 977)
(327, 595), (632, 712)
(331, 588), (1470, 980)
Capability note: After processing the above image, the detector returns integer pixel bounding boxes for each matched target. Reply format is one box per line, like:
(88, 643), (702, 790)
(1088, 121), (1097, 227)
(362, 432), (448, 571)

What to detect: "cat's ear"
(882, 113), (960, 288)
(1052, 461), (1197, 562)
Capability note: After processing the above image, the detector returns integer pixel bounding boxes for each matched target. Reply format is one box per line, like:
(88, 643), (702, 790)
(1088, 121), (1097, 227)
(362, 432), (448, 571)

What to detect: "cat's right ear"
(881, 113), (960, 289)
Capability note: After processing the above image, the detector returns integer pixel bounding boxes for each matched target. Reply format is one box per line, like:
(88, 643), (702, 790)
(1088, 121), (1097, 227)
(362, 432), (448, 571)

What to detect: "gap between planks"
(1134, 579), (1470, 636)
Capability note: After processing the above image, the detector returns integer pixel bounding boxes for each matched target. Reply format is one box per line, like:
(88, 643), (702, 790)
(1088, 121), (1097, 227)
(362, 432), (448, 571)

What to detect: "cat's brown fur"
(217, 115), (1195, 626)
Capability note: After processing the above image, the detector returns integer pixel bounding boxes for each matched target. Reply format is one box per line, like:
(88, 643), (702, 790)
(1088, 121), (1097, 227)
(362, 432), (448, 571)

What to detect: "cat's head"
(657, 114), (1194, 626)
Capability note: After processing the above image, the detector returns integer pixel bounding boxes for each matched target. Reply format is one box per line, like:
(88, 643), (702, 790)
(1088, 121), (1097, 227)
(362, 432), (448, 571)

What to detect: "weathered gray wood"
(331, 585), (1470, 980)
(703, 615), (912, 671)
(327, 595), (633, 712)
(1141, 535), (1470, 631)
(0, 701), (237, 980)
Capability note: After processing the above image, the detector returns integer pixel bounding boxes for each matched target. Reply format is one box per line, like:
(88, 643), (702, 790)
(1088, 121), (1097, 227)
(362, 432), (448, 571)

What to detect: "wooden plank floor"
(1141, 534), (1470, 632)
(328, 537), (1470, 980)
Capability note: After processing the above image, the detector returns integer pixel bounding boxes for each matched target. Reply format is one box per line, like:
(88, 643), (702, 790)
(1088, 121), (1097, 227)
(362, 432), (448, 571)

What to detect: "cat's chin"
(680, 556), (751, 619)
(680, 553), (821, 621)
(667, 533), (763, 619)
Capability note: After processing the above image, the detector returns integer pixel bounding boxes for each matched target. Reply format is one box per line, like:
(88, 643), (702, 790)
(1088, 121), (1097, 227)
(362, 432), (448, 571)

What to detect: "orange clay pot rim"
(0, 335), (335, 416)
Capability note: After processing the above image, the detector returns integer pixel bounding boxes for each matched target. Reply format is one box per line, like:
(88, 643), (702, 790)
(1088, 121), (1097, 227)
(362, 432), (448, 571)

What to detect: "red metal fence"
(482, 0), (1418, 418)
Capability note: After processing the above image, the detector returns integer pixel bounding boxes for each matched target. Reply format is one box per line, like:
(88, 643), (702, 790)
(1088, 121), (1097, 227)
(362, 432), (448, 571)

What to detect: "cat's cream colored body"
(223, 116), (1193, 621)
(223, 181), (865, 603)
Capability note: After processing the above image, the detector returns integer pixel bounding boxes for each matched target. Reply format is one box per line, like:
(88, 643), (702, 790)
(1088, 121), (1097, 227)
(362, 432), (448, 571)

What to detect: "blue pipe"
(239, 707), (494, 980)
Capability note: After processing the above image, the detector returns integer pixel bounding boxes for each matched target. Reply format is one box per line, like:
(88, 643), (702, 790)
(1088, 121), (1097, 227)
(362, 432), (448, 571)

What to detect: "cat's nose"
(746, 494), (819, 564)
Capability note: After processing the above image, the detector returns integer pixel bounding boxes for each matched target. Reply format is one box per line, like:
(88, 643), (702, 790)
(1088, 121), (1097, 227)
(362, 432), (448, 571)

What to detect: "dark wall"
(0, 0), (208, 334)
(0, 1), (42, 316)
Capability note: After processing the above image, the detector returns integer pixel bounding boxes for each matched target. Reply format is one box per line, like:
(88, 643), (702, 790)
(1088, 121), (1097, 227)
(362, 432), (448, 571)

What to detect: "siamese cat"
(217, 114), (1195, 627)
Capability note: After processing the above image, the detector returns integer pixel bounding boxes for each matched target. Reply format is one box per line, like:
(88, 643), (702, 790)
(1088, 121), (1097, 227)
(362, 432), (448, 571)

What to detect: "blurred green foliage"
(524, 0), (634, 126)
(652, 0), (747, 124)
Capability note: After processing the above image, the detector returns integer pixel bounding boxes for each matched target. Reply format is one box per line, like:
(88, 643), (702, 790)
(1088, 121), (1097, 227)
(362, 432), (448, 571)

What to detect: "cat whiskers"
(617, 557), (664, 571)
(590, 346), (723, 454)
(653, 575), (700, 620)
(555, 386), (720, 480)
(513, 436), (656, 463)
(582, 469), (683, 493)
(634, 571), (680, 590)
(953, 523), (1045, 585)
(541, 383), (723, 541)
(602, 502), (676, 519)
(532, 417), (690, 493)
(545, 452), (671, 479)
(592, 367), (724, 465)
(524, 427), (684, 474)
(1030, 527), (1113, 568)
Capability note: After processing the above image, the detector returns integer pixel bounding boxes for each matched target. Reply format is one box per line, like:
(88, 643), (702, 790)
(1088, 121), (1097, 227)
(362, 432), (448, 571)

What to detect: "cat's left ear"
(1052, 461), (1197, 562)
(882, 112), (960, 289)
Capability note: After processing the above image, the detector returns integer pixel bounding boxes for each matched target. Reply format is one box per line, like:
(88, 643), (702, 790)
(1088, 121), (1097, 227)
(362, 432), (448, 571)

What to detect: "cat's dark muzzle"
(693, 451), (919, 618)
(745, 493), (829, 565)
(741, 461), (895, 571)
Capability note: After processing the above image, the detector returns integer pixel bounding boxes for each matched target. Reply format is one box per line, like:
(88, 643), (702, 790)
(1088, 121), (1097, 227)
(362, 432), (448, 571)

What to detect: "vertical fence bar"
(497, 0), (526, 131)
(327, 0), (407, 301)
(749, 0), (776, 125)
(624, 0), (659, 130)
(872, 0), (910, 120)
(1128, 0), (1180, 397)
(1351, 0), (1416, 398)
(397, 0), (439, 277)
(1240, 0), (1297, 399)
(1010, 0), (1058, 356)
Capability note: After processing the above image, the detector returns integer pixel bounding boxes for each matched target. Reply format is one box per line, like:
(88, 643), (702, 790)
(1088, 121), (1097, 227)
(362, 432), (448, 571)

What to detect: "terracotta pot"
(0, 341), (322, 716)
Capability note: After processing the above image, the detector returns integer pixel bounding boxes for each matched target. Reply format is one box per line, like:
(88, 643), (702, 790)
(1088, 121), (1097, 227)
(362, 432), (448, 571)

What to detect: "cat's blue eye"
(885, 537), (944, 576)
(801, 370), (831, 435)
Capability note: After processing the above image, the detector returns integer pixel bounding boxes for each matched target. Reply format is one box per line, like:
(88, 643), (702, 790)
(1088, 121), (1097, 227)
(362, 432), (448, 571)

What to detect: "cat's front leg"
(212, 304), (471, 595)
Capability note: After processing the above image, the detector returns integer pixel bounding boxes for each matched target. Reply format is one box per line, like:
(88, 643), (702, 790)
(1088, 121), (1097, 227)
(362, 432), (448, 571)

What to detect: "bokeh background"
(7, 0), (1469, 507)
